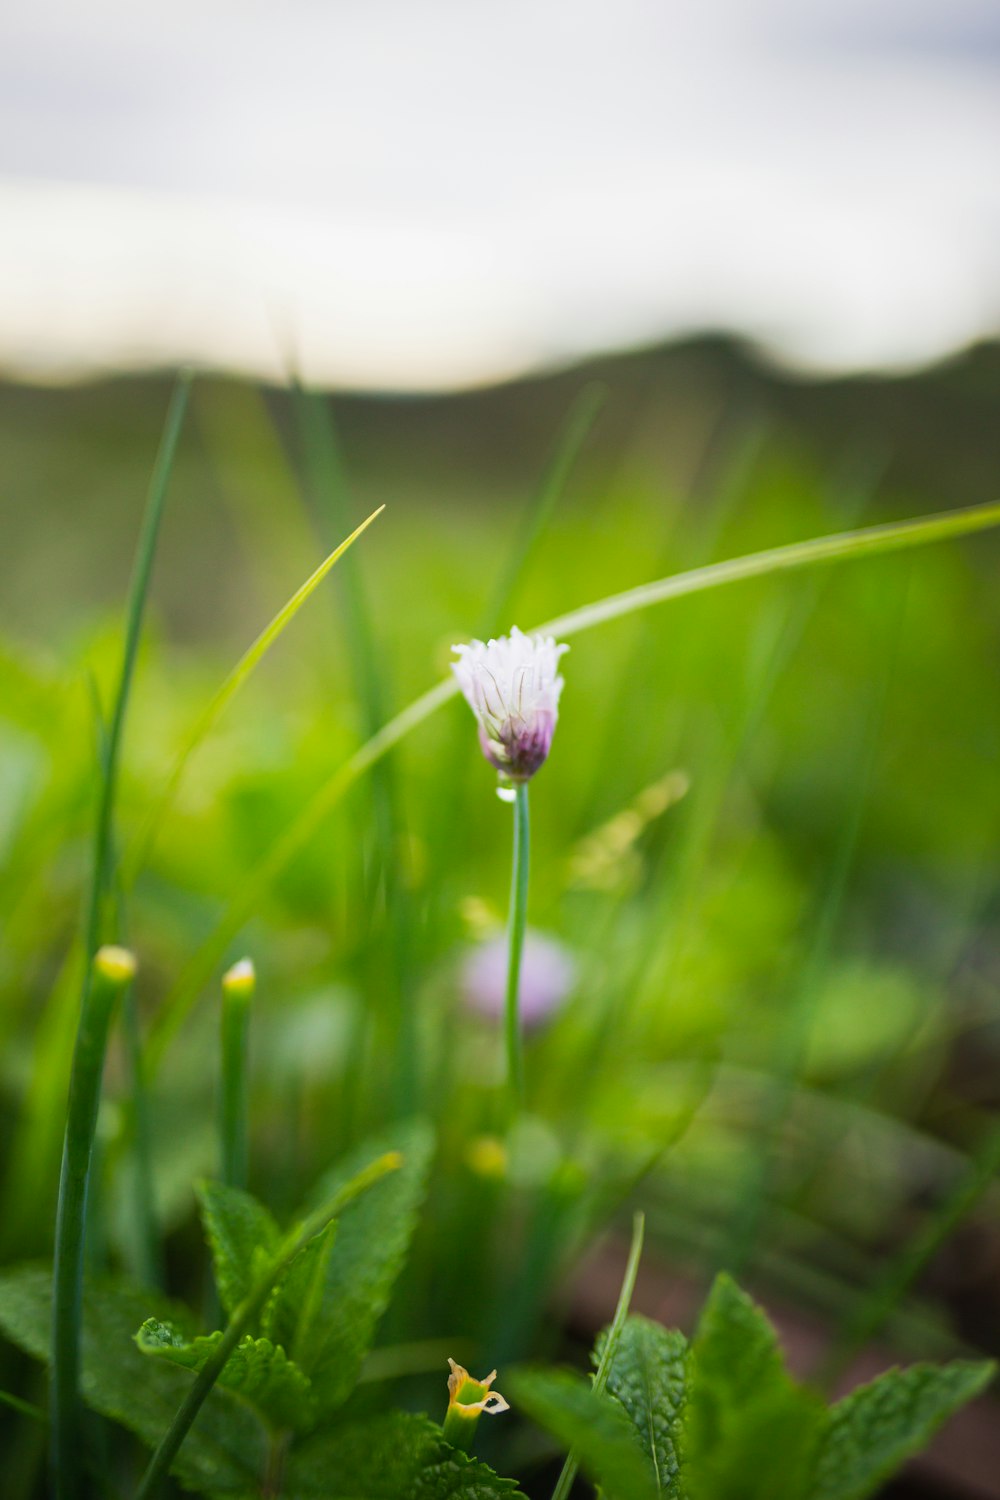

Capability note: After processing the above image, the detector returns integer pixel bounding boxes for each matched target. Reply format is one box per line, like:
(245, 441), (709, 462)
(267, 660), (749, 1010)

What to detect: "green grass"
(1, 346), (1000, 1495)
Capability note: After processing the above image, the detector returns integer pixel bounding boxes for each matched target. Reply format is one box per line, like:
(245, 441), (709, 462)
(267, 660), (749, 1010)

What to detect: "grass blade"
(718, 618), (898, 1281)
(480, 381), (605, 637)
(51, 373), (190, 1497)
(145, 674), (455, 1067)
(84, 370), (192, 951)
(219, 960), (255, 1190)
(536, 498), (1000, 640)
(290, 388), (416, 1117)
(52, 948), (138, 1499)
(123, 504), (384, 881)
(146, 499), (1000, 1070)
(551, 1210), (645, 1500)
(592, 1211), (646, 1398)
(292, 389), (387, 739)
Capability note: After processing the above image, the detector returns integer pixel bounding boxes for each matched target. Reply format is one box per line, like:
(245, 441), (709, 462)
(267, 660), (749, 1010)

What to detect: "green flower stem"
(504, 783), (531, 1115)
(550, 1211), (645, 1500)
(219, 961), (255, 1191)
(134, 1150), (402, 1500)
(51, 947), (136, 1500)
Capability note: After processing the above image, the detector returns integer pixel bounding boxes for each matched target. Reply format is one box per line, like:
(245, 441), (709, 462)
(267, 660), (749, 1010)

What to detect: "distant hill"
(2, 334), (998, 643)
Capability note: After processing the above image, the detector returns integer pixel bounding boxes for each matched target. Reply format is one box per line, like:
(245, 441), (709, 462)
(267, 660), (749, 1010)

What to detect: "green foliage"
(596, 1315), (687, 1496)
(299, 1117), (434, 1412)
(0, 1216), (993, 1500)
(136, 1319), (314, 1431)
(197, 1179), (280, 1319)
(0, 1265), (266, 1496)
(284, 1412), (525, 1497)
(509, 1367), (660, 1500)
(518, 1281), (994, 1500)
(682, 1274), (827, 1500)
(0, 1125), (439, 1496)
(5, 370), (1000, 1499)
(261, 1220), (336, 1366)
(813, 1361), (996, 1500)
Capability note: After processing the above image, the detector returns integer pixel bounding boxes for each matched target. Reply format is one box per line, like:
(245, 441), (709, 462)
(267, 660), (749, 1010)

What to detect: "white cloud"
(0, 0), (998, 387)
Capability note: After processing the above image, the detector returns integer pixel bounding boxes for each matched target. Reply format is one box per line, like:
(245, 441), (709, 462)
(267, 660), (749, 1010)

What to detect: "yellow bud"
(222, 957), (256, 999)
(465, 1136), (508, 1181)
(93, 945), (137, 985)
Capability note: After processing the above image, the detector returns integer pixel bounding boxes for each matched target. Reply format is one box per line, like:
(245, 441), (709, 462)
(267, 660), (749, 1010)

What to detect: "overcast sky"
(1, 0), (999, 389)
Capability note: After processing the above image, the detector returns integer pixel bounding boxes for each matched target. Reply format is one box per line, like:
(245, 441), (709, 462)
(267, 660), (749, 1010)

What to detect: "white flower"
(451, 626), (568, 784)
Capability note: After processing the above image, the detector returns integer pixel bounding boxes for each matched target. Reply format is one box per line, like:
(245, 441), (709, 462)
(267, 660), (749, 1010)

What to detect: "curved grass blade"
(123, 504), (384, 882)
(536, 497), (1000, 640)
(147, 498), (1000, 1069)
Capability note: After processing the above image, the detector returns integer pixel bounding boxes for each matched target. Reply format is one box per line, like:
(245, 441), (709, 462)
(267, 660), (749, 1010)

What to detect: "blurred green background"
(2, 333), (1000, 1416)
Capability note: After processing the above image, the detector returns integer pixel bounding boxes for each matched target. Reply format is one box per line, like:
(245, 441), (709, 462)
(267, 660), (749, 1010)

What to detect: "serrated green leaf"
(136, 1318), (314, 1432)
(261, 1221), (336, 1368)
(132, 1148), (405, 1500)
(197, 1180), (280, 1320)
(0, 1265), (265, 1497)
(683, 1274), (825, 1500)
(510, 1367), (659, 1500)
(813, 1360), (995, 1500)
(298, 1118), (433, 1413)
(596, 1315), (687, 1497)
(284, 1411), (525, 1497)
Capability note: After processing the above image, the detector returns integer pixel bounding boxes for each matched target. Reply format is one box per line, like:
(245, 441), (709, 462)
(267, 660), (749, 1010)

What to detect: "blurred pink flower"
(461, 930), (576, 1030)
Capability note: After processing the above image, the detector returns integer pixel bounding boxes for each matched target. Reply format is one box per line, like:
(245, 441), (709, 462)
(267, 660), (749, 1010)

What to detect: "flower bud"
(442, 1359), (509, 1452)
(221, 957), (256, 1002)
(93, 945), (137, 985)
(451, 626), (568, 786)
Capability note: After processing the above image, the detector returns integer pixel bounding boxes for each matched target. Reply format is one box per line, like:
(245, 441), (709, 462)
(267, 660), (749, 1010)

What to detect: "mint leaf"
(510, 1367), (659, 1500)
(596, 1315), (687, 1497)
(813, 1360), (995, 1500)
(136, 1318), (314, 1432)
(0, 1264), (265, 1496)
(261, 1221), (336, 1369)
(683, 1273), (825, 1500)
(284, 1411), (525, 1497)
(298, 1118), (433, 1413)
(196, 1181), (280, 1320)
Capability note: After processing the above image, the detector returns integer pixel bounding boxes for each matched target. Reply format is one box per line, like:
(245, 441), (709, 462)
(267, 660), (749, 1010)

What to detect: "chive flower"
(451, 627), (568, 788)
